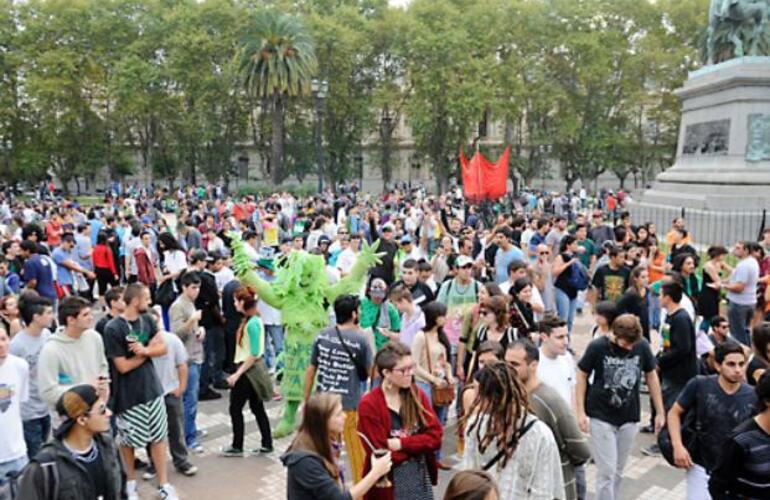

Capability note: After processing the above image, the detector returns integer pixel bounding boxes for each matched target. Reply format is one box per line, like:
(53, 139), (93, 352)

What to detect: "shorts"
(117, 397), (168, 449)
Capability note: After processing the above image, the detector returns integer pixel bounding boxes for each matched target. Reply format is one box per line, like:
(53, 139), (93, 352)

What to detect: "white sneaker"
(158, 484), (179, 500)
(127, 480), (139, 500)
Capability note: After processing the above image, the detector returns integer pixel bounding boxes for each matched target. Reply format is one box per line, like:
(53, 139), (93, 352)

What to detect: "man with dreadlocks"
(229, 232), (382, 437)
(461, 361), (565, 499)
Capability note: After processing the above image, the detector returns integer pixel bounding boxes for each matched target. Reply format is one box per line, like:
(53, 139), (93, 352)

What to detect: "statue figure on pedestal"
(707, 0), (770, 63)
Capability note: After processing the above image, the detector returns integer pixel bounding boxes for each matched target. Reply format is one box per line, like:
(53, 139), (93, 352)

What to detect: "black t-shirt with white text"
(578, 336), (656, 426)
(104, 314), (163, 414)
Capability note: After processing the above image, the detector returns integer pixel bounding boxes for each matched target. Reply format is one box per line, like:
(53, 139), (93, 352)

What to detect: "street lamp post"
(311, 78), (328, 193)
(538, 144), (552, 190)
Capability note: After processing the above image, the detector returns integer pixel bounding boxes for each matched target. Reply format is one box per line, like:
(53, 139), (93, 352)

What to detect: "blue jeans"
(22, 415), (51, 459)
(200, 324), (225, 389)
(184, 362), (202, 447)
(555, 287), (578, 336)
(263, 324), (284, 370)
(417, 381), (447, 460)
(727, 301), (754, 346)
(648, 293), (661, 333)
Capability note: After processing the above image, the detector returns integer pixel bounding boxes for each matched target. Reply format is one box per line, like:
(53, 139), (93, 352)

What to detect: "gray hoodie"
(37, 328), (109, 409)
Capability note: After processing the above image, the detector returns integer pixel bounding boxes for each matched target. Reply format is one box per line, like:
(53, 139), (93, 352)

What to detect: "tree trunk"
(271, 92), (284, 186)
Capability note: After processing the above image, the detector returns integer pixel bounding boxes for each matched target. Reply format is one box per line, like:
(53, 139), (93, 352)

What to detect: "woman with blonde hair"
(282, 393), (392, 500)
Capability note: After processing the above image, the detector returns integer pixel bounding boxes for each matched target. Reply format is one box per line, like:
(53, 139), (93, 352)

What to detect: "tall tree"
(240, 10), (317, 185)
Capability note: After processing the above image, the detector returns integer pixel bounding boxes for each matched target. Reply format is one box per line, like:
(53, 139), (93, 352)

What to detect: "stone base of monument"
(639, 57), (770, 211)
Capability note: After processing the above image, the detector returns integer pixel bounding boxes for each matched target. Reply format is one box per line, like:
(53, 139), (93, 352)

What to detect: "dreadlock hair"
(375, 342), (432, 432)
(464, 361), (529, 470)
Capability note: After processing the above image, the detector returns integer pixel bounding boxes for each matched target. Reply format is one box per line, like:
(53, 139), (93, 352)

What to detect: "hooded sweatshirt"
(281, 450), (352, 500)
(37, 328), (109, 409)
(16, 433), (124, 500)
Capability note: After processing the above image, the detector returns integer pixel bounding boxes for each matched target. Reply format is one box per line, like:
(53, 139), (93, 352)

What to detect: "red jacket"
(92, 244), (117, 275)
(357, 386), (443, 500)
(134, 246), (156, 286)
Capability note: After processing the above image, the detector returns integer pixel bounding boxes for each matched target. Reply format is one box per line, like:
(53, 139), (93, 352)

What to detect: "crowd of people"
(0, 184), (768, 500)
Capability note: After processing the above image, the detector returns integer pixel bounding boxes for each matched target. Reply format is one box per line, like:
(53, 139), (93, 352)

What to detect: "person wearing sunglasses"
(17, 384), (125, 500)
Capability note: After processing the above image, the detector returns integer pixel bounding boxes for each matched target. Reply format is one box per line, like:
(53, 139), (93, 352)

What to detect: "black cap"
(54, 384), (99, 439)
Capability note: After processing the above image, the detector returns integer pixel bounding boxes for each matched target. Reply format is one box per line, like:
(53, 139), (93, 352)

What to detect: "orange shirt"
(648, 251), (666, 283)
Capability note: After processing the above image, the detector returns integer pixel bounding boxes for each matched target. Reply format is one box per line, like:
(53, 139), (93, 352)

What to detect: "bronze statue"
(707, 0), (770, 64)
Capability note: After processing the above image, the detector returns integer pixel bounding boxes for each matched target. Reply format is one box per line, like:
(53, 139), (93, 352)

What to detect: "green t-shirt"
(235, 316), (264, 363)
(578, 238), (596, 268)
(360, 297), (401, 350)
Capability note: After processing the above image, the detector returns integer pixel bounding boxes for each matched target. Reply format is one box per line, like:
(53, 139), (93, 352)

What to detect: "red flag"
(460, 146), (510, 201)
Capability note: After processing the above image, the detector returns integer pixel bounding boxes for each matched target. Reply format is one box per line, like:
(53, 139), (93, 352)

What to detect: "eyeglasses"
(391, 364), (415, 375)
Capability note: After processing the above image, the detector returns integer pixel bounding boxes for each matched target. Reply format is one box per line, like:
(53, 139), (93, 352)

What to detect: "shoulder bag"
(482, 416), (537, 471)
(426, 333), (455, 407)
(658, 376), (702, 467)
(335, 326), (369, 382)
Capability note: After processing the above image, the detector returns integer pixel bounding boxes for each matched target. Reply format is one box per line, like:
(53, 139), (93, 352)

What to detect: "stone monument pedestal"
(641, 57), (770, 210)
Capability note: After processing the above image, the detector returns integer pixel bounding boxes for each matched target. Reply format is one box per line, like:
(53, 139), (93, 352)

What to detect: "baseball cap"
(456, 255), (473, 268)
(54, 384), (100, 439)
(318, 235), (331, 245)
(190, 249), (208, 264)
(400, 235), (412, 244)
(141, 215), (152, 225)
(257, 258), (275, 272)
(382, 225), (394, 233)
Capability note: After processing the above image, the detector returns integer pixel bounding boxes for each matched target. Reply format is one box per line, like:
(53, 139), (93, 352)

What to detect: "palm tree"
(240, 11), (317, 185)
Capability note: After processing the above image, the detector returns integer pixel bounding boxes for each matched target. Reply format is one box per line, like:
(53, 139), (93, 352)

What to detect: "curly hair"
(464, 361), (529, 470)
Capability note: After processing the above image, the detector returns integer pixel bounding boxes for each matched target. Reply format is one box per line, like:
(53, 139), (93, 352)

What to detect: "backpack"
(0, 450), (59, 500)
(567, 261), (590, 291)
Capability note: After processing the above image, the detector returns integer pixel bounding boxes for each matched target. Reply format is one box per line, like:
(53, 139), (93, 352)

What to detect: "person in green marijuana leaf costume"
(229, 232), (382, 438)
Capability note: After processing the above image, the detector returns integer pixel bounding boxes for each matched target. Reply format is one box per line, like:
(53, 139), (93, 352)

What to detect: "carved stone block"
(682, 119), (730, 155)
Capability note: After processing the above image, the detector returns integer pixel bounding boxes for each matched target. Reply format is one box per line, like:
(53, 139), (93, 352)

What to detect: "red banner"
(459, 146), (510, 202)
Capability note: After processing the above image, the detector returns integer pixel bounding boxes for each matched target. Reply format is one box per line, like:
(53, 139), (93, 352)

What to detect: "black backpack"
(0, 451), (59, 500)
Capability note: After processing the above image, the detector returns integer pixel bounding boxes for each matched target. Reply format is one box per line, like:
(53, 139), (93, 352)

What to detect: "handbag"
(244, 358), (273, 402)
(426, 333), (454, 407)
(155, 279), (176, 308)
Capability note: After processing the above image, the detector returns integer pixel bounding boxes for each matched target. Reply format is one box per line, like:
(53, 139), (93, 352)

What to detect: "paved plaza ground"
(137, 311), (688, 500)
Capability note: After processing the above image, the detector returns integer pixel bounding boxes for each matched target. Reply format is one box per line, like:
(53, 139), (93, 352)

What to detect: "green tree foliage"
(0, 0), (712, 191)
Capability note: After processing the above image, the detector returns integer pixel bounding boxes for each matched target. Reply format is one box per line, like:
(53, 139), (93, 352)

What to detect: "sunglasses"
(539, 252), (550, 256)
(85, 404), (108, 418)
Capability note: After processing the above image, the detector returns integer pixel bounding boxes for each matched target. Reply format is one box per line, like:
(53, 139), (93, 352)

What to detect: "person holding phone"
(282, 393), (392, 500)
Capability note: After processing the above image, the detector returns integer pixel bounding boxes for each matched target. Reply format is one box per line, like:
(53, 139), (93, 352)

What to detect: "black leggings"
(229, 372), (272, 450)
(95, 267), (117, 296)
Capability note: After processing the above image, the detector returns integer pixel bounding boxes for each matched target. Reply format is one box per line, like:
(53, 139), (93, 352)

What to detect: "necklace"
(64, 438), (99, 464)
